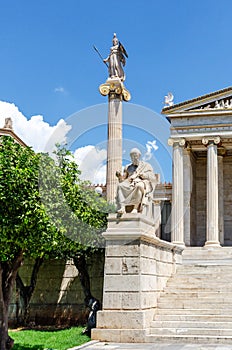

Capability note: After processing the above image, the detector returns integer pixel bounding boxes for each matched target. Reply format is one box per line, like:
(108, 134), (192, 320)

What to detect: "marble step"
(150, 320), (232, 329)
(149, 327), (232, 336)
(157, 308), (232, 315)
(154, 314), (232, 321)
(161, 291), (232, 298)
(182, 251), (232, 264)
(157, 301), (232, 309)
(158, 296), (232, 303)
(166, 281), (232, 287)
(145, 334), (232, 344)
(176, 270), (232, 274)
(163, 286), (232, 292)
(169, 276), (232, 281)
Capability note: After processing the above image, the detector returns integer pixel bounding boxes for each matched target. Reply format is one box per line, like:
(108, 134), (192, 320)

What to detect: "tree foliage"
(0, 137), (111, 349)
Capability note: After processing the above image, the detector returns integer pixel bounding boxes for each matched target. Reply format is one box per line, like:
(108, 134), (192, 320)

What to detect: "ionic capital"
(153, 199), (162, 205)
(168, 138), (186, 147)
(99, 80), (131, 101)
(202, 136), (221, 146)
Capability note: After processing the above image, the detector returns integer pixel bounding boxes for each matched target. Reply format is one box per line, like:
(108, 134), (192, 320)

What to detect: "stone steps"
(154, 314), (232, 321)
(146, 334), (232, 344)
(147, 247), (232, 343)
(150, 321), (232, 329)
(161, 292), (232, 297)
(165, 279), (232, 291)
(163, 288), (232, 293)
(157, 301), (232, 309)
(157, 308), (232, 315)
(149, 327), (232, 336)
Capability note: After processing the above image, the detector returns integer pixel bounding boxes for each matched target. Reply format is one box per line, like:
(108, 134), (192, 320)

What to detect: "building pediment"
(162, 87), (232, 115)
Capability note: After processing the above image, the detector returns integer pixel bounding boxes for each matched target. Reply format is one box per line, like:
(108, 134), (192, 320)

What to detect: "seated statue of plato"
(116, 148), (156, 214)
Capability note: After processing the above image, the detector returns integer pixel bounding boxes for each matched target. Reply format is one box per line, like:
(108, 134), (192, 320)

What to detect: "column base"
(172, 241), (185, 248)
(204, 240), (221, 248)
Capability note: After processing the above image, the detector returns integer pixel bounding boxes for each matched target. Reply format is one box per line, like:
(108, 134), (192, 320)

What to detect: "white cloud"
(143, 140), (159, 161)
(73, 145), (107, 184)
(0, 101), (71, 152)
(54, 87), (66, 94)
(0, 101), (159, 185)
(0, 101), (106, 183)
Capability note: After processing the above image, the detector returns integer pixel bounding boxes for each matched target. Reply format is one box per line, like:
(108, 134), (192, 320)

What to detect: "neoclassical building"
(162, 86), (232, 247)
(93, 87), (232, 344)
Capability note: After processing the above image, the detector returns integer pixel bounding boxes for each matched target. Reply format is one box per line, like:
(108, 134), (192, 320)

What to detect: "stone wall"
(9, 252), (105, 326)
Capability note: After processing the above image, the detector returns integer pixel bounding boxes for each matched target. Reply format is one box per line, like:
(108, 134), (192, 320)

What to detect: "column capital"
(202, 136), (221, 146)
(168, 138), (186, 147)
(153, 199), (162, 205)
(99, 78), (131, 101)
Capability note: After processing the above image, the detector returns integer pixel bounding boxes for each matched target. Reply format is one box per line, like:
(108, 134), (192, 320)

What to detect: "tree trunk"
(73, 254), (100, 336)
(73, 254), (93, 306)
(0, 266), (7, 350)
(16, 257), (43, 326)
(0, 252), (23, 350)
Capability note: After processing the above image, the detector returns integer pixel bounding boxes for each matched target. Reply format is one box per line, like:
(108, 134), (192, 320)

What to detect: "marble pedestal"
(91, 213), (183, 342)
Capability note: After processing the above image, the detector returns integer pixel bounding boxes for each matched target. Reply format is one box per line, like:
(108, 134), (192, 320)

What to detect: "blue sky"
(0, 0), (232, 183)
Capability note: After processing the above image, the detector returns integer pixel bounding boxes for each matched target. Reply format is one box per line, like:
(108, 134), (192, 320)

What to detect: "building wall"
(190, 152), (197, 246)
(223, 156), (232, 245)
(9, 251), (105, 326)
(195, 157), (207, 246)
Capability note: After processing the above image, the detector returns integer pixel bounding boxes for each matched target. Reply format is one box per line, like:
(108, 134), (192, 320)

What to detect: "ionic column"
(168, 138), (186, 247)
(202, 137), (221, 247)
(106, 92), (123, 204)
(153, 199), (162, 238)
(183, 147), (193, 246)
(218, 151), (225, 245)
(99, 79), (131, 204)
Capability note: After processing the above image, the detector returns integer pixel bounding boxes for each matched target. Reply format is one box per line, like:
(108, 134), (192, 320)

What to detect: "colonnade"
(168, 136), (223, 247)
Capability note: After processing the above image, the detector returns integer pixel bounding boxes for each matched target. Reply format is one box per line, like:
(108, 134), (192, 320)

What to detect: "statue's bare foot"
(131, 208), (138, 214)
(117, 207), (125, 214)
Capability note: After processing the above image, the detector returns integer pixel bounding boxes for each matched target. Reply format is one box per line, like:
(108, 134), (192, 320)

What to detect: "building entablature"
(162, 86), (232, 115)
(163, 87), (232, 142)
(168, 133), (232, 152)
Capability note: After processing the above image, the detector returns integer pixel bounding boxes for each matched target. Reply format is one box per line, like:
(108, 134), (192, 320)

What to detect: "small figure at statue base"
(82, 297), (100, 337)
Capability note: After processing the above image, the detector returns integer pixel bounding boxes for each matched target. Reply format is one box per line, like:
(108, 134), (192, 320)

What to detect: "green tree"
(0, 138), (111, 349)
(0, 137), (57, 349)
(38, 146), (111, 335)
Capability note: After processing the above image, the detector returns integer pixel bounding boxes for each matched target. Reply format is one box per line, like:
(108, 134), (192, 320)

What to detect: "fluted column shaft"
(218, 154), (224, 245)
(203, 137), (221, 247)
(169, 138), (185, 247)
(106, 94), (122, 203)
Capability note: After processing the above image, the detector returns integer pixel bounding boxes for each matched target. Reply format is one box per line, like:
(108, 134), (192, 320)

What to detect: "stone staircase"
(146, 247), (232, 343)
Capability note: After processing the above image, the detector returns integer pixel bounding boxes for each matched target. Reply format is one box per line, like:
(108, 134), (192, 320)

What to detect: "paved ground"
(70, 340), (232, 350)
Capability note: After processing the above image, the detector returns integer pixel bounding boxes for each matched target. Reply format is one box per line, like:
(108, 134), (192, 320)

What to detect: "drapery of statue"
(116, 148), (157, 214)
(99, 33), (131, 102)
(103, 33), (128, 82)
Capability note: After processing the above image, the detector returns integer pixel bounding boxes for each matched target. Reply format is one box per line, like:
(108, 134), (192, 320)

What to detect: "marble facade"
(162, 86), (232, 247)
